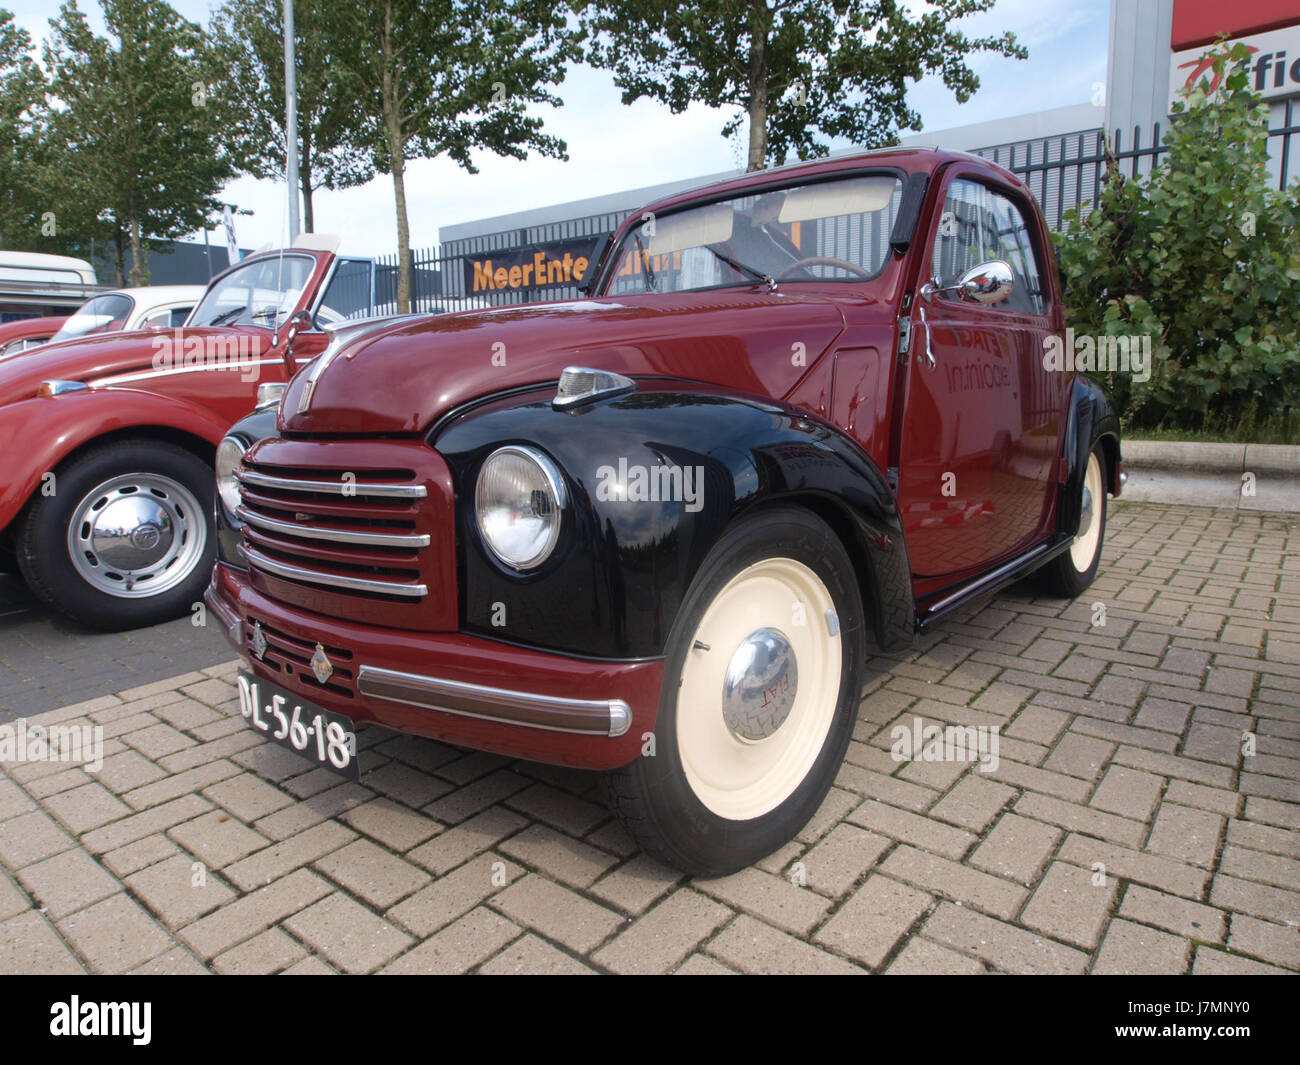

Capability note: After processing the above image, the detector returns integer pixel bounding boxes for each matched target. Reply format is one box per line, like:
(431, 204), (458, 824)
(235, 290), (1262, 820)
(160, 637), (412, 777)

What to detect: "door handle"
(917, 303), (936, 369)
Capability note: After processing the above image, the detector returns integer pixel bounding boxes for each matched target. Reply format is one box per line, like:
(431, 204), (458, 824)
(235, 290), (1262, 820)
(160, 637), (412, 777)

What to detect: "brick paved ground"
(0, 501), (1297, 974)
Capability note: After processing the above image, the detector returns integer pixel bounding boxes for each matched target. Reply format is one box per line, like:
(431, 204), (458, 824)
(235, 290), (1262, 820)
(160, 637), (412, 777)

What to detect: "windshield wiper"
(633, 232), (656, 292)
(205, 307), (246, 327)
(707, 246), (778, 293)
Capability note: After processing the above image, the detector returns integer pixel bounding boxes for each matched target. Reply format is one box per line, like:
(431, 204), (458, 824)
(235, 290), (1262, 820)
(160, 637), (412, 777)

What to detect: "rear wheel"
(17, 440), (215, 630)
(607, 506), (865, 876)
(1038, 445), (1107, 597)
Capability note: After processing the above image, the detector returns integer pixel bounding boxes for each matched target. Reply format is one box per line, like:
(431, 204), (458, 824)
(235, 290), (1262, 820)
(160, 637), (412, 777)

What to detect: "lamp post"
(284, 0), (300, 240)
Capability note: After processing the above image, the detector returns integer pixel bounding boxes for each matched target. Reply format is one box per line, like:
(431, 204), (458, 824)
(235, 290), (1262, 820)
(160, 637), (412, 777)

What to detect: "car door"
(897, 173), (1059, 579)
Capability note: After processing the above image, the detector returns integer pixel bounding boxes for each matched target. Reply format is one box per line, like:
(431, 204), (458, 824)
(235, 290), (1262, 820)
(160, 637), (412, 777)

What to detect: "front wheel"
(17, 439), (216, 630)
(606, 506), (865, 876)
(1038, 445), (1107, 597)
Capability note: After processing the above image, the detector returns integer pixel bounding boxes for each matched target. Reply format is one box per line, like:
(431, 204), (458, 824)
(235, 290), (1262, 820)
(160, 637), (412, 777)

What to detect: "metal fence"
(379, 104), (1300, 315)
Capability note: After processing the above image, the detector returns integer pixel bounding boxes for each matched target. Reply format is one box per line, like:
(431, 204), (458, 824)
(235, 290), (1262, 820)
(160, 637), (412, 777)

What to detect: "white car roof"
(107, 285), (207, 304)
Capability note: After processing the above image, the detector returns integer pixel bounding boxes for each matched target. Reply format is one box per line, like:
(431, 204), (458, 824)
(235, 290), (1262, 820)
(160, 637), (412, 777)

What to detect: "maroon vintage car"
(0, 240), (377, 629)
(211, 149), (1123, 874)
(0, 315), (67, 358)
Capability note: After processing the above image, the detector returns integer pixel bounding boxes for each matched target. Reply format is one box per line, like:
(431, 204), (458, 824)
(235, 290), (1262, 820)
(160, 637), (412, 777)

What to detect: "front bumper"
(206, 563), (663, 770)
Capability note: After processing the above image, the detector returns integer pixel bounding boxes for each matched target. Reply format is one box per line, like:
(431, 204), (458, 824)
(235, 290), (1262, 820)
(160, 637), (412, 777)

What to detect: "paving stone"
(796, 824), (890, 898)
(388, 855), (523, 937)
(593, 890), (731, 974)
(1146, 802), (1224, 869)
(1226, 913), (1300, 971)
(406, 806), (529, 876)
(970, 813), (1062, 886)
(167, 810), (270, 870)
(923, 902), (1089, 974)
(17, 849), (119, 920)
(930, 774), (1016, 832)
(846, 799), (976, 860)
(201, 772), (295, 822)
(284, 892), (413, 974)
(1089, 766), (1164, 822)
(0, 911), (84, 974)
(1044, 732), (1115, 781)
(1015, 793), (1147, 849)
(125, 854), (235, 928)
(179, 868), (331, 960)
(1118, 885), (1226, 945)
(490, 874), (622, 955)
(56, 893), (172, 974)
(1020, 861), (1118, 950)
(222, 821), (356, 892)
(1192, 947), (1290, 975)
(711, 914), (864, 975)
(589, 855), (682, 915)
(477, 933), (596, 974)
(0, 810), (76, 868)
(885, 936), (987, 974)
(695, 867), (830, 937)
(382, 906), (521, 974)
(674, 953), (739, 975)
(1092, 918), (1190, 974)
(1059, 835), (1209, 900)
(213, 927), (308, 975)
(498, 824), (618, 889)
(314, 838), (430, 909)
(814, 874), (932, 968)
(881, 845), (1027, 920)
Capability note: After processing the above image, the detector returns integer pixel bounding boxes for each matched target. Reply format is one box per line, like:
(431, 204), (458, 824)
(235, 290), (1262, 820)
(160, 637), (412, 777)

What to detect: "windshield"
(604, 173), (904, 296)
(188, 254), (315, 328)
(52, 293), (135, 342)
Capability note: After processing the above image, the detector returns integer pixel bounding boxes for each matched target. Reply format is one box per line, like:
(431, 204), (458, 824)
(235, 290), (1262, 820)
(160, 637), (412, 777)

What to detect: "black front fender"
(434, 388), (914, 660)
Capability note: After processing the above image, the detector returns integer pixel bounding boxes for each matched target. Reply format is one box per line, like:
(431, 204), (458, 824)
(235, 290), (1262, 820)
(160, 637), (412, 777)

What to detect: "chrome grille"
(233, 441), (459, 631)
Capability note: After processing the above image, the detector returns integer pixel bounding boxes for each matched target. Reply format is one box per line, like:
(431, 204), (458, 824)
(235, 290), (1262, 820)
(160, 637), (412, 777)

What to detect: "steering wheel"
(776, 256), (873, 280)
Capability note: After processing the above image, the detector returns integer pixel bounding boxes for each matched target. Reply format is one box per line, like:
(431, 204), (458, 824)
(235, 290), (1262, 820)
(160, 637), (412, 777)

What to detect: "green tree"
(211, 0), (374, 233)
(327, 0), (579, 312)
(0, 10), (47, 249)
(43, 0), (233, 284)
(1056, 42), (1300, 429)
(579, 0), (1025, 171)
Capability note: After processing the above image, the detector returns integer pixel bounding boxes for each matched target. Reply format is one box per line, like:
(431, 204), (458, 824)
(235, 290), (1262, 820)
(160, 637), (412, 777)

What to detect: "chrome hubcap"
(721, 627), (798, 742)
(67, 473), (206, 598)
(1078, 484), (1094, 539)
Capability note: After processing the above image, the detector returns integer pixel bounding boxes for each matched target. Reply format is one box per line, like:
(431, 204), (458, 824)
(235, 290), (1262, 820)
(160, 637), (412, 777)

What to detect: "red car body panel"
(0, 316), (67, 351)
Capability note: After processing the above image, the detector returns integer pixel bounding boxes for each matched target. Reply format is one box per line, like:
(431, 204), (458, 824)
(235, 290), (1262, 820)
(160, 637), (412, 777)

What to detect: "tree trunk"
(128, 215), (146, 286)
(301, 162), (315, 234)
(746, 0), (769, 172)
(379, 1), (411, 313)
(390, 155), (411, 313)
(113, 228), (126, 288)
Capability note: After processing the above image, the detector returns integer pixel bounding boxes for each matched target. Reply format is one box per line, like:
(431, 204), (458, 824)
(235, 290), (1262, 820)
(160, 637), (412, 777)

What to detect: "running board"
(914, 533), (1074, 633)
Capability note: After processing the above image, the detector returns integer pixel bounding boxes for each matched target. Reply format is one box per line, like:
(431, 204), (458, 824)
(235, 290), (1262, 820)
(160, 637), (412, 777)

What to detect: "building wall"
(1106, 0), (1176, 140)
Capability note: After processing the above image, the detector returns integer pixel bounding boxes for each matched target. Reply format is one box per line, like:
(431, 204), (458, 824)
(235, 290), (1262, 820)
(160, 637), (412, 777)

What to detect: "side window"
(930, 178), (1046, 315)
(170, 307), (192, 327)
(317, 258), (375, 324)
(143, 309), (171, 328)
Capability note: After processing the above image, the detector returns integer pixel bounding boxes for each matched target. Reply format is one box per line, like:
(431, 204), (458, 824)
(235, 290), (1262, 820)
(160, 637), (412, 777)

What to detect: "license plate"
(236, 672), (359, 780)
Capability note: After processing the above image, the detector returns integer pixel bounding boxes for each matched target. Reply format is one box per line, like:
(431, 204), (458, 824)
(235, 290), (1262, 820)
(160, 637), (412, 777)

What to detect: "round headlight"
(475, 446), (566, 570)
(215, 436), (247, 522)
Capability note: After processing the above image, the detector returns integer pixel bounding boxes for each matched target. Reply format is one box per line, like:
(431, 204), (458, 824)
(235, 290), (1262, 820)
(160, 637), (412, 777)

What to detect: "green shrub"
(1055, 42), (1300, 433)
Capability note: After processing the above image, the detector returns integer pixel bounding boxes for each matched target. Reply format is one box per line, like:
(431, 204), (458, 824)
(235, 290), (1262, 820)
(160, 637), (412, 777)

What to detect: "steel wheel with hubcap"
(607, 506), (864, 876)
(17, 439), (216, 630)
(1038, 445), (1107, 597)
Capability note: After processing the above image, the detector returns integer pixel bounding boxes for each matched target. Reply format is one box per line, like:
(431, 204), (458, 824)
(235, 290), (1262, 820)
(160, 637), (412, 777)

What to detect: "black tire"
(16, 439), (216, 630)
(606, 505), (866, 876)
(1037, 444), (1107, 597)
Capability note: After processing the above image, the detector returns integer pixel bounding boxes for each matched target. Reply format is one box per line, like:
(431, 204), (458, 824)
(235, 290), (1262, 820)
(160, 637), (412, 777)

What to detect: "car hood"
(0, 327), (269, 407)
(280, 291), (848, 435)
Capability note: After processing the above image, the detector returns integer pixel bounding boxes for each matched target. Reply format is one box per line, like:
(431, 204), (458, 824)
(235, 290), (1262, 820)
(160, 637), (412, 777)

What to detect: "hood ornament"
(310, 643), (334, 684)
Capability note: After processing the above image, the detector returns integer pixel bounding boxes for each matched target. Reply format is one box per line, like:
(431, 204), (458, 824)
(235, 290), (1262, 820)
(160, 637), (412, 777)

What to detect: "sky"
(7, 0), (1111, 258)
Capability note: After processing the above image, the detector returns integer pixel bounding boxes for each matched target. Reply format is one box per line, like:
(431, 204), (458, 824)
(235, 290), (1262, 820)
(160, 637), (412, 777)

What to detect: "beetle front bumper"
(205, 562), (663, 770)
